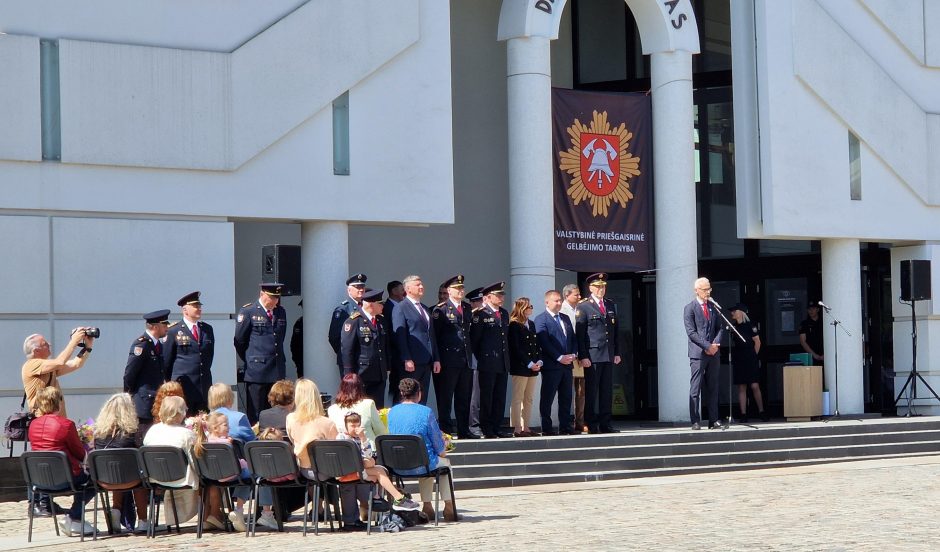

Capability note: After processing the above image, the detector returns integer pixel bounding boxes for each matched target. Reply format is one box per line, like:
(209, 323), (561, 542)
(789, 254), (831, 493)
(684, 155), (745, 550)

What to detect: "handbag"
(4, 394), (34, 454)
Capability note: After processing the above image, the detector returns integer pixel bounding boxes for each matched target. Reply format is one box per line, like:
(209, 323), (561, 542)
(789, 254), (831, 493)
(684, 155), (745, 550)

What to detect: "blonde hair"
(152, 381), (185, 421)
(208, 383), (234, 410)
(94, 393), (139, 440)
(159, 396), (187, 426)
(292, 378), (325, 423)
(35, 386), (62, 416)
(205, 412), (229, 437)
(509, 296), (532, 324)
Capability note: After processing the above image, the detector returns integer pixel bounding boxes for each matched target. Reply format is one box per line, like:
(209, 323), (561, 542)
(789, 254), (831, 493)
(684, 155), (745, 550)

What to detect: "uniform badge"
(433, 311), (440, 319)
(344, 323), (352, 332)
(133, 346), (143, 356)
(237, 313), (244, 323)
(364, 337), (371, 343)
(335, 311), (343, 319)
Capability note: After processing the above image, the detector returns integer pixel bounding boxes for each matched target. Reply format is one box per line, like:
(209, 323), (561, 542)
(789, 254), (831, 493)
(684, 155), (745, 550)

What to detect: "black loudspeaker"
(900, 259), (931, 301)
(262, 244), (301, 296)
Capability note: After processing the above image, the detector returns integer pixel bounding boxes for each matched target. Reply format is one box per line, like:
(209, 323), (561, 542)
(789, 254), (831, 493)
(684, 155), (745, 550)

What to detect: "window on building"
(332, 91), (350, 175)
(849, 131), (861, 200)
(40, 39), (61, 161)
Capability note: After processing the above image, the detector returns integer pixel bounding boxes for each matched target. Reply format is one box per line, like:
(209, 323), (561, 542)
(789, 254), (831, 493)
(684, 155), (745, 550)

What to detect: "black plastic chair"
(138, 445), (197, 538)
(193, 442), (249, 537)
(308, 440), (378, 535)
(243, 440), (316, 536)
(86, 448), (146, 539)
(375, 434), (457, 526)
(20, 451), (94, 542)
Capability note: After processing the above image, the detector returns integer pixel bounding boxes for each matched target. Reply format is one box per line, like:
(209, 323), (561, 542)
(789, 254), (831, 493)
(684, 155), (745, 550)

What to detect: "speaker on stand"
(261, 244), (301, 296)
(895, 259), (937, 414)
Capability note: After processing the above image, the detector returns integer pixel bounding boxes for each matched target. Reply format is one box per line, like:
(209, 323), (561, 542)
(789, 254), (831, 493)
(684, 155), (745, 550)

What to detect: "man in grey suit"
(684, 277), (725, 430)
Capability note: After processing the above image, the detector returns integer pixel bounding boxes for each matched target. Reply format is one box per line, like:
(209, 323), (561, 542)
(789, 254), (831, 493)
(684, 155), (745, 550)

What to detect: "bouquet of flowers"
(443, 432), (455, 453)
(378, 407), (390, 428)
(76, 418), (95, 451)
(184, 412), (207, 435)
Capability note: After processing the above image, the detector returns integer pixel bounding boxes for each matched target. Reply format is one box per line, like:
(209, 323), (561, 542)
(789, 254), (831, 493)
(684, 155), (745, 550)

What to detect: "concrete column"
(651, 51), (698, 422)
(507, 36), (555, 304)
(507, 36), (555, 427)
(820, 238), (864, 414)
(301, 221), (349, 395)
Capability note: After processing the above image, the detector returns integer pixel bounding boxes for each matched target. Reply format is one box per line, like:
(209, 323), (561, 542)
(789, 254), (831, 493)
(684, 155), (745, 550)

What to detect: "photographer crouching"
(20, 326), (97, 517)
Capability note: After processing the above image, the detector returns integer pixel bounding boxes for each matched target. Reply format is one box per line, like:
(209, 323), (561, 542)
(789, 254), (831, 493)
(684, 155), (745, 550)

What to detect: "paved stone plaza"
(2, 455), (938, 551)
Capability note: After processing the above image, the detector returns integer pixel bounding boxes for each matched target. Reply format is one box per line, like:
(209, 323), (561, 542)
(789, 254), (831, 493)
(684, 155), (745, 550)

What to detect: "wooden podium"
(783, 365), (823, 421)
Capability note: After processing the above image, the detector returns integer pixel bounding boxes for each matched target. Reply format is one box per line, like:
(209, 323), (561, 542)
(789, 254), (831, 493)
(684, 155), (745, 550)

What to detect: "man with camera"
(20, 326), (96, 517)
(21, 327), (96, 417)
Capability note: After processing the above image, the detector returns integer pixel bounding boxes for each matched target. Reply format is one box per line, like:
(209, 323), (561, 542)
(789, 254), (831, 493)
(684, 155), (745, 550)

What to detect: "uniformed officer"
(291, 299), (304, 379)
(124, 309), (171, 440)
(328, 273), (368, 377)
(234, 283), (288, 425)
(164, 291), (215, 415)
(432, 274), (475, 438)
(340, 288), (389, 407)
(466, 286), (485, 437)
(469, 282), (512, 439)
(575, 273), (622, 434)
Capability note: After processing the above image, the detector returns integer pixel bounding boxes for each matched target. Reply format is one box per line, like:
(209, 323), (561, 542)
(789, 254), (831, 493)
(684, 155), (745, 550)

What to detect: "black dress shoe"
(600, 427), (620, 434)
(709, 421), (726, 430)
(496, 431), (514, 438)
(558, 428), (577, 435)
(587, 426), (602, 434)
(458, 433), (483, 440)
(691, 422), (701, 430)
(341, 520), (367, 532)
(760, 411), (771, 422)
(542, 429), (559, 436)
(483, 433), (499, 439)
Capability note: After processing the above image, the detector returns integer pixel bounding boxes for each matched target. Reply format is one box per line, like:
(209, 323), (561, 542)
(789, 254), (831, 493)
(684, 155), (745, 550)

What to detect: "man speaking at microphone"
(684, 277), (725, 430)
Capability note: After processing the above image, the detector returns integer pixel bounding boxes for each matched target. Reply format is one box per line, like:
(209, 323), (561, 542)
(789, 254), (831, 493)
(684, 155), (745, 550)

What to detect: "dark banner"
(552, 88), (653, 272)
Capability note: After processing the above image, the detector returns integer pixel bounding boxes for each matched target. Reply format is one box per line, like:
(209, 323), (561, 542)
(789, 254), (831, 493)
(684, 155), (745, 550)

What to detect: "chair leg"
(27, 490), (34, 543)
(366, 483), (375, 536)
(148, 490), (155, 538)
(272, 488), (283, 532)
(302, 484), (310, 537)
(250, 484), (258, 538)
(92, 491), (99, 541)
(196, 488), (205, 539)
(80, 492), (89, 543)
(434, 475), (440, 527)
(447, 469), (458, 522)
(152, 492), (162, 538)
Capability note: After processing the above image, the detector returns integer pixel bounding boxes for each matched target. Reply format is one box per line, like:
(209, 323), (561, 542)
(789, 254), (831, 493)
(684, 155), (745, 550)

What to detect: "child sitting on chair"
(337, 411), (419, 512)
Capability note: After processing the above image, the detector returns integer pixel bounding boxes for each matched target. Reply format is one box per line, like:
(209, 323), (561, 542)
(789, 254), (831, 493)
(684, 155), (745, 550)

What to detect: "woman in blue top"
(387, 378), (457, 522)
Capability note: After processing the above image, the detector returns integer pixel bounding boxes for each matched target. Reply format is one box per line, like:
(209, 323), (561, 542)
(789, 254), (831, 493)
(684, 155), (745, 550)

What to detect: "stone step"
(451, 450), (940, 490)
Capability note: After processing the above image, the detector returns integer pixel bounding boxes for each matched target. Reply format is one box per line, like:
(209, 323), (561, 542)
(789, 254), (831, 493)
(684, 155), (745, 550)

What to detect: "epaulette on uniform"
(472, 307), (485, 313)
(137, 336), (147, 342)
(435, 302), (446, 308)
(341, 300), (350, 306)
(349, 311), (361, 319)
(578, 298), (590, 304)
(168, 321), (180, 328)
(242, 303), (253, 308)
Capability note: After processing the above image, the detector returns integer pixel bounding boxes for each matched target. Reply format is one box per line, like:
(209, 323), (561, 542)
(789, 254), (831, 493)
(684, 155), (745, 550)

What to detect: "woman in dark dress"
(507, 297), (542, 437)
(729, 304), (768, 422)
(93, 393), (151, 533)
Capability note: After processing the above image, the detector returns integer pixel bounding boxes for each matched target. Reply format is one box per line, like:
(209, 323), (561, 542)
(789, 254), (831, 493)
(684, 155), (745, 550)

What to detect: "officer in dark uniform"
(575, 273), (622, 434)
(164, 291), (215, 415)
(432, 274), (475, 438)
(234, 283), (288, 425)
(124, 309), (171, 441)
(340, 288), (389, 407)
(469, 282), (512, 439)
(328, 273), (368, 377)
(291, 299), (304, 378)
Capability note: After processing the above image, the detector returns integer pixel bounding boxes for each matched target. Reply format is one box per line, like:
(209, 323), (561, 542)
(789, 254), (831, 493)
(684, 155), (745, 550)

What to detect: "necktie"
(599, 300), (606, 316)
(555, 314), (566, 336)
(702, 303), (710, 320)
(266, 309), (273, 322)
(494, 309), (501, 321)
(154, 341), (162, 355)
(191, 324), (199, 342)
(457, 304), (463, 316)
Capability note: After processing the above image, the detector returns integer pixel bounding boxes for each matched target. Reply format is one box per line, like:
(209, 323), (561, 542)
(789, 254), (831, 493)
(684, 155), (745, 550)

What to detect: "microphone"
(818, 301), (831, 311)
(708, 297), (723, 310)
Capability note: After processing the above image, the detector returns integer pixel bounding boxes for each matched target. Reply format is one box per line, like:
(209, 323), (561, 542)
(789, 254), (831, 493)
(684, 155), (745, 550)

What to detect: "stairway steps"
(452, 450), (940, 490)
(444, 418), (940, 490)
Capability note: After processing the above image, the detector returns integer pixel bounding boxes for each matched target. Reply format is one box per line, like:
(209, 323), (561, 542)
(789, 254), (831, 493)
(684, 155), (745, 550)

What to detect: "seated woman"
(142, 395), (200, 527)
(387, 378), (457, 522)
(288, 378), (372, 531)
(151, 381), (185, 423)
(92, 393), (151, 534)
(28, 386), (97, 537)
(258, 379), (295, 436)
(208, 383), (255, 443)
(327, 373), (387, 446)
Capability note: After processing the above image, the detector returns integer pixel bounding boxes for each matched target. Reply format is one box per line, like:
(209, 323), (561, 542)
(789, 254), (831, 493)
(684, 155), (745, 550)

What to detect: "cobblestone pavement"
(2, 456), (939, 551)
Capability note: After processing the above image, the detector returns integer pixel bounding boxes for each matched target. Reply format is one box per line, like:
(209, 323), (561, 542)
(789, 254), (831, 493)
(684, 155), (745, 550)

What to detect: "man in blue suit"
(391, 274), (439, 405)
(684, 277), (726, 430)
(164, 291), (214, 415)
(535, 290), (578, 435)
(234, 283), (287, 425)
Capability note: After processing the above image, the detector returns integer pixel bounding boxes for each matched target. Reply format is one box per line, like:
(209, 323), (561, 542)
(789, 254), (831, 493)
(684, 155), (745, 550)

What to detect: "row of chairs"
(20, 434), (456, 542)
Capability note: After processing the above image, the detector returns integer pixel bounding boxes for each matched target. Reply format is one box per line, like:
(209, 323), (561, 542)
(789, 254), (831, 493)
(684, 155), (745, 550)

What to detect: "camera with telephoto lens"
(84, 327), (101, 339)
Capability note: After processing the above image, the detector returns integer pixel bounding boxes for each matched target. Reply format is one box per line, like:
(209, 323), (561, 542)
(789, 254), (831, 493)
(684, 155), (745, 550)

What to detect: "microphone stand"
(819, 303), (851, 420)
(710, 300), (746, 429)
